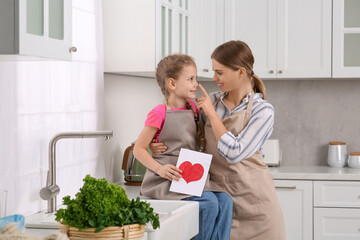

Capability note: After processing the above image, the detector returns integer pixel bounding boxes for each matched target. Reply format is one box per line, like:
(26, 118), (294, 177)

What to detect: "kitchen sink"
(25, 199), (199, 240)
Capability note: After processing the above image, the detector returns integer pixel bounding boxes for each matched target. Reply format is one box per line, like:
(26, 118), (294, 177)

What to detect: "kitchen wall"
(105, 75), (360, 182)
(0, 1), (107, 216)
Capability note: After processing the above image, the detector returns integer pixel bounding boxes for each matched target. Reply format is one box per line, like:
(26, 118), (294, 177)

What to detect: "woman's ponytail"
(252, 74), (266, 100)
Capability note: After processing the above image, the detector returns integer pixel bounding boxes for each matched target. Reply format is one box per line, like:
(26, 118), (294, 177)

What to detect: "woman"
(152, 40), (285, 239)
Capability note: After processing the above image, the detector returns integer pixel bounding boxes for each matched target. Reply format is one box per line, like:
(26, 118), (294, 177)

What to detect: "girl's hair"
(156, 54), (205, 151)
(211, 40), (267, 99)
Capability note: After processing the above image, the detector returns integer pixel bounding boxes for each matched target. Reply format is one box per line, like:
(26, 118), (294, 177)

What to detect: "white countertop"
(269, 165), (360, 181)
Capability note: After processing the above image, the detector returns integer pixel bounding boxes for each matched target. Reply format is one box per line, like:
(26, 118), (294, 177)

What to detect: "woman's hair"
(211, 40), (266, 99)
(155, 54), (205, 151)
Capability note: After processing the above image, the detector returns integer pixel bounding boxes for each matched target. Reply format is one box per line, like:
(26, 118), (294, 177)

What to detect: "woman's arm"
(218, 110), (274, 163)
(197, 84), (274, 164)
(133, 126), (182, 181)
(196, 84), (227, 142)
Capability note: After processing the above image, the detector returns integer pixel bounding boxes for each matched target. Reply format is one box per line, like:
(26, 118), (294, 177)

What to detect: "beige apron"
(141, 105), (223, 200)
(205, 93), (286, 240)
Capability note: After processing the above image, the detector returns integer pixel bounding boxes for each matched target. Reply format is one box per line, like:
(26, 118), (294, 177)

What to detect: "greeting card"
(170, 148), (212, 197)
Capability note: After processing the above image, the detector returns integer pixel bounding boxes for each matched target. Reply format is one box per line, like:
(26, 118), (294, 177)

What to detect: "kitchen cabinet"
(224, 0), (332, 79)
(314, 181), (360, 239)
(103, 0), (191, 77)
(274, 180), (313, 240)
(0, 0), (73, 61)
(189, 0), (224, 79)
(333, 0), (360, 78)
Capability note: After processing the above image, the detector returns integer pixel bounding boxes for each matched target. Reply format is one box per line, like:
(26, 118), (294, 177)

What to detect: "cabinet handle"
(278, 70), (283, 74)
(269, 70), (274, 74)
(275, 186), (296, 190)
(203, 68), (209, 72)
(69, 46), (77, 53)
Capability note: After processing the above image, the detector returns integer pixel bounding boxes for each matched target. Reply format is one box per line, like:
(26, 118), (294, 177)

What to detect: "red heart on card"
(179, 161), (204, 184)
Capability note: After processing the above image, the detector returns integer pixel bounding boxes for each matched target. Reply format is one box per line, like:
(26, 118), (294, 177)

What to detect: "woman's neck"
(166, 95), (186, 108)
(224, 86), (253, 110)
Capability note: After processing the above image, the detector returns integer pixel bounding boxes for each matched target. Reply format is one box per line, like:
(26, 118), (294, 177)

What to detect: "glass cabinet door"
(333, 0), (360, 77)
(159, 0), (189, 59)
(19, 0), (72, 60)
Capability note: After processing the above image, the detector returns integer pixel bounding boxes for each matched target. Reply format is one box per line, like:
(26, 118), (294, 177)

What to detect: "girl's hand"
(196, 84), (217, 118)
(149, 142), (168, 154)
(156, 164), (182, 181)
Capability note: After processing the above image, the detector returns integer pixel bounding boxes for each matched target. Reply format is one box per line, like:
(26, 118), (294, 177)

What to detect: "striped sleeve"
(217, 103), (275, 164)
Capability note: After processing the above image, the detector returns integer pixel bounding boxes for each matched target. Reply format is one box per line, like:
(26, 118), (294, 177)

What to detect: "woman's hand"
(156, 164), (182, 181)
(196, 84), (217, 119)
(149, 142), (167, 154)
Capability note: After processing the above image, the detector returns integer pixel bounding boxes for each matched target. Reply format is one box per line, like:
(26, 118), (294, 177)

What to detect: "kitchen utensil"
(347, 152), (360, 168)
(122, 143), (147, 186)
(262, 139), (281, 166)
(327, 142), (347, 168)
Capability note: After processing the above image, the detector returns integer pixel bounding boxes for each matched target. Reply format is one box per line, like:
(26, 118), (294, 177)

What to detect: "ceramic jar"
(347, 152), (360, 168)
(327, 142), (347, 168)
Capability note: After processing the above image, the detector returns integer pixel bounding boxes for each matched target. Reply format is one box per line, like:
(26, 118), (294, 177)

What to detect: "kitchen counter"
(269, 165), (360, 181)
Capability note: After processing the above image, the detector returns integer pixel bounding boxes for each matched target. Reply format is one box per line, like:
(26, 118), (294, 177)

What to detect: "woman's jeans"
(184, 191), (233, 240)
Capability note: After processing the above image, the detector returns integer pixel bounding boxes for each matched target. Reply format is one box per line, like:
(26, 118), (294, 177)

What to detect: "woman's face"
(212, 59), (243, 92)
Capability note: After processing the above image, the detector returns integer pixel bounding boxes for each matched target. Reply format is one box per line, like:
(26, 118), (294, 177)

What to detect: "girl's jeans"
(184, 191), (233, 240)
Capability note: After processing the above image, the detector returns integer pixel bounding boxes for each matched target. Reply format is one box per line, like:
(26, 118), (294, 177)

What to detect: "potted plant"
(55, 175), (159, 239)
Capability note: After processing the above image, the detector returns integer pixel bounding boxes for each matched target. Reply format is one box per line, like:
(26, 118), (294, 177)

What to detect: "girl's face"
(212, 59), (245, 92)
(173, 64), (198, 99)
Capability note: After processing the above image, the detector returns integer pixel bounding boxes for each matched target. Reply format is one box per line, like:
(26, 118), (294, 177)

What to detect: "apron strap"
(246, 92), (255, 113)
(163, 101), (171, 111)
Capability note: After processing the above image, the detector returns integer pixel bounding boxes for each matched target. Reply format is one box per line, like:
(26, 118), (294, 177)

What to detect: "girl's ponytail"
(185, 100), (206, 152)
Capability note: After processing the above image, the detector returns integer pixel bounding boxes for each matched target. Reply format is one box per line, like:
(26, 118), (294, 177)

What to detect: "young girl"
(133, 54), (233, 240)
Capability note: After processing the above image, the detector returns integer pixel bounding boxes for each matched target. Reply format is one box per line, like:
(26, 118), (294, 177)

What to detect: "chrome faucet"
(39, 131), (113, 213)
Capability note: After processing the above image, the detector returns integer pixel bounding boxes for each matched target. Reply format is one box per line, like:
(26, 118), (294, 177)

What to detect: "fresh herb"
(55, 175), (160, 232)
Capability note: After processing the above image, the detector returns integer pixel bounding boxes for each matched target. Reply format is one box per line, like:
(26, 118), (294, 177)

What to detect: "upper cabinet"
(103, 0), (191, 77)
(189, 0), (224, 79)
(0, 0), (73, 61)
(224, 0), (332, 79)
(333, 0), (360, 78)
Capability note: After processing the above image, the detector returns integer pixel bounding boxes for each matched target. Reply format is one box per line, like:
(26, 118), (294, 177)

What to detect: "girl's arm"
(133, 126), (182, 181)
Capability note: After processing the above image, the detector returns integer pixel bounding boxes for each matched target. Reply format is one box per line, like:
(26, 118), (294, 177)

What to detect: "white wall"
(104, 74), (163, 183)
(0, 0), (107, 216)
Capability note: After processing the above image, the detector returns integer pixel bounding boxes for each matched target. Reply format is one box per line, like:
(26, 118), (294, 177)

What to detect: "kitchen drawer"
(314, 208), (360, 240)
(314, 181), (360, 207)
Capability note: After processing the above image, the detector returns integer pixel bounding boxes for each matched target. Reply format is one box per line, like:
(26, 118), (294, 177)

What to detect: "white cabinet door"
(224, 0), (277, 79)
(277, 0), (332, 78)
(333, 0), (360, 78)
(189, 0), (224, 79)
(314, 208), (360, 240)
(0, 0), (73, 60)
(103, 0), (190, 76)
(274, 180), (313, 240)
(224, 0), (331, 79)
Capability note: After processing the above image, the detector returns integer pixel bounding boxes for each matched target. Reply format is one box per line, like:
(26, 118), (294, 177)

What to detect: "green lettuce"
(55, 175), (159, 232)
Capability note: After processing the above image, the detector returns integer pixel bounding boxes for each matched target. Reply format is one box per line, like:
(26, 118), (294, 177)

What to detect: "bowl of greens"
(55, 175), (159, 239)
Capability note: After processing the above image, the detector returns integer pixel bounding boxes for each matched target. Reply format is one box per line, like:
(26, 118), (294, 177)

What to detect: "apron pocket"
(225, 173), (267, 218)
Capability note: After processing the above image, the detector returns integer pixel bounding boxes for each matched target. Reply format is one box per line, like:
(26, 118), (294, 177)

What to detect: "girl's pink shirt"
(144, 100), (199, 142)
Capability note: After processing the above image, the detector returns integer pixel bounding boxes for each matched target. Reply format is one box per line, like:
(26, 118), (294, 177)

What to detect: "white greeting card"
(170, 148), (212, 197)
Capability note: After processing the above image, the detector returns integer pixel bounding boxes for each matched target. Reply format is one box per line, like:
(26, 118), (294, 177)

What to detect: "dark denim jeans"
(184, 191), (233, 240)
